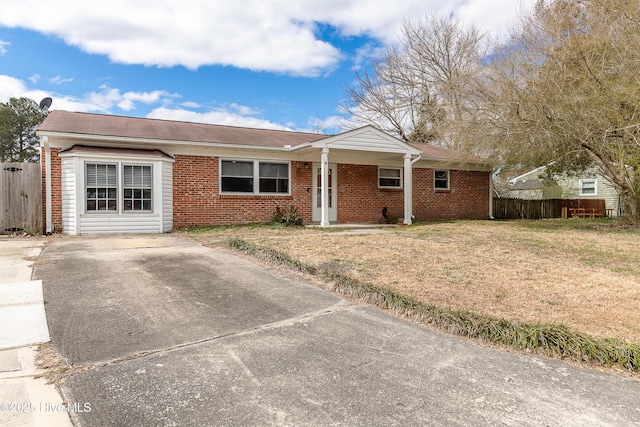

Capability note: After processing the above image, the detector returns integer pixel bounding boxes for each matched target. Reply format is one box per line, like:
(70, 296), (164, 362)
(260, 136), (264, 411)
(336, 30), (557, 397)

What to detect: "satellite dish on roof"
(39, 97), (52, 112)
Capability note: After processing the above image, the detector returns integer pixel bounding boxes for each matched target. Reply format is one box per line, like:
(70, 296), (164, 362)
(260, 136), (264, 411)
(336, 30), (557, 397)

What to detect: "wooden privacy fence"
(493, 198), (607, 220)
(0, 162), (42, 234)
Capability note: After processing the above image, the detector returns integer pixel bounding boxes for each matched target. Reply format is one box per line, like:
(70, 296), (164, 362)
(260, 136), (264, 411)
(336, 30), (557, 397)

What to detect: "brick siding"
(337, 165), (490, 223)
(44, 151), (489, 232)
(337, 164), (404, 223)
(413, 169), (490, 220)
(41, 147), (63, 232)
(172, 155), (312, 229)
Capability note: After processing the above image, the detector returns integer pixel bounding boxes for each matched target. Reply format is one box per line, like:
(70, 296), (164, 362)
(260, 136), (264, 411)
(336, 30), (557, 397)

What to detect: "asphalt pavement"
(33, 234), (640, 426)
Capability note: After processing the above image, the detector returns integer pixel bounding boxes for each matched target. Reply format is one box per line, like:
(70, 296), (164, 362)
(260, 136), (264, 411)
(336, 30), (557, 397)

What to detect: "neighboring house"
(503, 165), (622, 216)
(37, 111), (493, 235)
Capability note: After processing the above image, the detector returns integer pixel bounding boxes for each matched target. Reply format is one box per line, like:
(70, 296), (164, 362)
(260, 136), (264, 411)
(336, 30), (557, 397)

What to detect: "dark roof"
(38, 110), (326, 148)
(408, 142), (489, 165)
(39, 111), (490, 167)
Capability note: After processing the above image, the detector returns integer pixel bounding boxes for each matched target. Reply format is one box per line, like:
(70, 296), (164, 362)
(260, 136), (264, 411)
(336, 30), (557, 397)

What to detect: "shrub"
(273, 205), (304, 226)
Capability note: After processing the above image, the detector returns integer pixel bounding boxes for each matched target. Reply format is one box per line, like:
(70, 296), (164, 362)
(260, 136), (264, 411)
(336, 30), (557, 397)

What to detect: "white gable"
(308, 126), (421, 155)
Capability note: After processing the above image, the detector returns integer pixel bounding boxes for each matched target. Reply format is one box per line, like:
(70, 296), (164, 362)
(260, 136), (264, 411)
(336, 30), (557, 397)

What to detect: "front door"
(312, 163), (337, 222)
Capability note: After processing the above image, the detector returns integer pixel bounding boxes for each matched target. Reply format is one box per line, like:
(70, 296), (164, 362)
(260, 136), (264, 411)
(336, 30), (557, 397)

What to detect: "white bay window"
(85, 163), (153, 213)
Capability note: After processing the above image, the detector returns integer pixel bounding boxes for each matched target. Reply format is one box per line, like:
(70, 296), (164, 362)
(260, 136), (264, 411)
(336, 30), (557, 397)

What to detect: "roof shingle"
(38, 110), (325, 148)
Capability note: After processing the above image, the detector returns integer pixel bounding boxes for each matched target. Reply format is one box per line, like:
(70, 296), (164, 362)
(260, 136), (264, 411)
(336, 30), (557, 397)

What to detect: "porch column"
(403, 153), (412, 225)
(320, 147), (330, 227)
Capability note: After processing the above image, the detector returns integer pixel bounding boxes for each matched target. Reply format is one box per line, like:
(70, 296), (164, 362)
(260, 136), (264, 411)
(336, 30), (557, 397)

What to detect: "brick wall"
(413, 168), (490, 220)
(336, 165), (490, 223)
(337, 164), (404, 223)
(172, 155), (312, 229)
(41, 147), (63, 232)
(44, 151), (489, 232)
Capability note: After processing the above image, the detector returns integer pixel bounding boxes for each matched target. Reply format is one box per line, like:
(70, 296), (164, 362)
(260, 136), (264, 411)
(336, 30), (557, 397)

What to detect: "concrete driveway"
(35, 235), (640, 426)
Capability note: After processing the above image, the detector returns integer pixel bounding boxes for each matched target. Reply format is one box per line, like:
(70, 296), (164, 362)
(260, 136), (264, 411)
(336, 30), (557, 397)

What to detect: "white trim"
(42, 137), (53, 234)
(301, 126), (422, 156)
(219, 158), (291, 196)
(507, 164), (549, 184)
(59, 150), (172, 235)
(378, 167), (403, 189)
(320, 148), (330, 227)
(83, 161), (155, 215)
(579, 178), (597, 196)
(403, 154), (413, 225)
(434, 169), (450, 190)
(39, 131), (299, 153)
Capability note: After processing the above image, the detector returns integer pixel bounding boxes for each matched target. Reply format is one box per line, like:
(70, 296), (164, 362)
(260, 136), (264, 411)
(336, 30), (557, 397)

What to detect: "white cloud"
(50, 75), (74, 85)
(181, 101), (201, 108)
(29, 74), (40, 83)
(0, 75), (50, 104)
(304, 114), (349, 134)
(352, 43), (387, 71)
(0, 73), (297, 130)
(0, 40), (9, 55)
(453, 0), (533, 41)
(147, 106), (291, 131)
(0, 75), (179, 114)
(0, 1), (532, 76)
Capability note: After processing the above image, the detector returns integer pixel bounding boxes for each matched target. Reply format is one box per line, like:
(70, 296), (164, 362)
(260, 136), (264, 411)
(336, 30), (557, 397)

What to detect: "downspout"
(42, 136), (53, 234)
(489, 171), (495, 220)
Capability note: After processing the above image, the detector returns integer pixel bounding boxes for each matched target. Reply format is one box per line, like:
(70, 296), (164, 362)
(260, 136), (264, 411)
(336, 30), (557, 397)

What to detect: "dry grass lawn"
(189, 220), (640, 343)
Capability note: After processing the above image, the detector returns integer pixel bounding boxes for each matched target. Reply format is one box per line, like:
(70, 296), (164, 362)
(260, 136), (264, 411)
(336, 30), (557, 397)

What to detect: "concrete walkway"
(0, 237), (71, 427)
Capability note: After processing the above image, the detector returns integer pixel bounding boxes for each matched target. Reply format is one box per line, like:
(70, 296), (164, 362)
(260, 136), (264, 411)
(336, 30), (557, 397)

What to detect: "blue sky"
(0, 0), (531, 135)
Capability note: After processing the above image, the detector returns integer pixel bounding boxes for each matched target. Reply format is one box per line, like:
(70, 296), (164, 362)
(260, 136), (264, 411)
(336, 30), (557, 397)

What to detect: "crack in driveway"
(62, 299), (356, 377)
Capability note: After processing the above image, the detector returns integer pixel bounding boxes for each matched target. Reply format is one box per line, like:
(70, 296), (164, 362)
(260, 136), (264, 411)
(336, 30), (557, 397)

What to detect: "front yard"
(190, 220), (640, 345)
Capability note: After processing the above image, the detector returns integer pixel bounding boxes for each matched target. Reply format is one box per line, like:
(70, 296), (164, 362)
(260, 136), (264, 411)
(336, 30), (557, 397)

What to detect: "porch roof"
(291, 126), (422, 156)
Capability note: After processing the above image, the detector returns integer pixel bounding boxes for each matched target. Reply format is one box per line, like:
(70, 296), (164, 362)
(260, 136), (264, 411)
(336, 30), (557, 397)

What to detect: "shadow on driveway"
(35, 234), (640, 426)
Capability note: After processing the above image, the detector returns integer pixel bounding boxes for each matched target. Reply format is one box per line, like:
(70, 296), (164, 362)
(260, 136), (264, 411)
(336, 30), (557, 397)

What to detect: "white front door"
(312, 163), (337, 222)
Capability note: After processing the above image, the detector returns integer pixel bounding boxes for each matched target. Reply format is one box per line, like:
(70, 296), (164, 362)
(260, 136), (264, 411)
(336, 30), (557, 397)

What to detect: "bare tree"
(341, 14), (486, 149)
(485, 0), (640, 220)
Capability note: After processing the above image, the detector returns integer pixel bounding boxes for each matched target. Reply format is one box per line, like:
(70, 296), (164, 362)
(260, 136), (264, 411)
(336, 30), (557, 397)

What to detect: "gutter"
(489, 170), (495, 220)
(41, 136), (53, 235)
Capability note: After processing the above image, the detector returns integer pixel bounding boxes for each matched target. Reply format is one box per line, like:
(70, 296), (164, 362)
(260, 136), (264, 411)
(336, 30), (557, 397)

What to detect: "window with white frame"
(434, 170), (450, 190)
(221, 160), (289, 194)
(259, 163), (289, 193)
(221, 160), (254, 193)
(86, 163), (117, 211)
(379, 168), (402, 188)
(124, 165), (152, 211)
(579, 179), (597, 196)
(85, 163), (153, 213)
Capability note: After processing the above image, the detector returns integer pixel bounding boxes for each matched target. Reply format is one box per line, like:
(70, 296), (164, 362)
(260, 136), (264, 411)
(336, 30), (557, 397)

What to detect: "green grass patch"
(222, 237), (640, 373)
